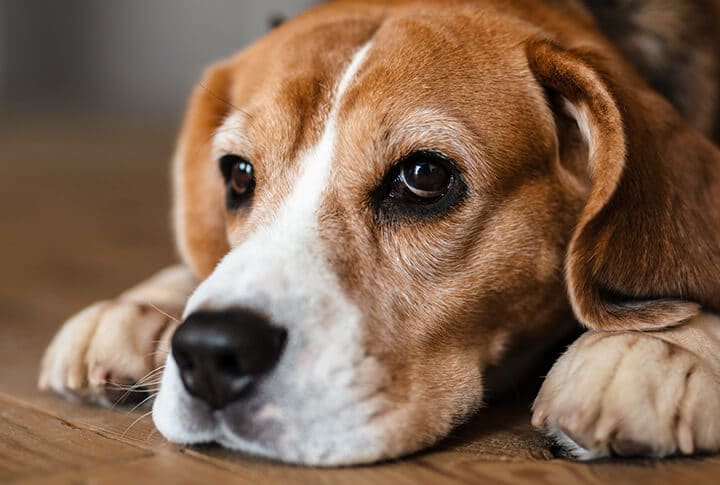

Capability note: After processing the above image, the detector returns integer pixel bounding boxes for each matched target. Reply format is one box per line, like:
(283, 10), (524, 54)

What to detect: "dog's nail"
(89, 366), (109, 387)
(677, 420), (695, 455)
(531, 408), (547, 428)
(67, 364), (85, 390)
(37, 372), (48, 390)
(594, 416), (618, 442)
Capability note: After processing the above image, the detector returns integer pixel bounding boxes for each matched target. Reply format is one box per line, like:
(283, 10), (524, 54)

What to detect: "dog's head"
(153, 1), (720, 465)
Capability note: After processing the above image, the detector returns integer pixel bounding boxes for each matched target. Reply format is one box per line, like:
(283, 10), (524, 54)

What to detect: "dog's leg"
(532, 313), (720, 459)
(38, 265), (196, 406)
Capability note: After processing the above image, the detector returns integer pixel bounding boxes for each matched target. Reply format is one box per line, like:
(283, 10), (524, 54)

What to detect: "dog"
(39, 0), (720, 466)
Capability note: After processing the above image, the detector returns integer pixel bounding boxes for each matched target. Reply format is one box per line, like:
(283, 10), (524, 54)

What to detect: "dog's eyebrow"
(213, 111), (253, 157)
(383, 107), (491, 177)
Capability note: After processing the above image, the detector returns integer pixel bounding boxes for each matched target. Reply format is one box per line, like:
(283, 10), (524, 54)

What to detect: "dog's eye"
(399, 154), (451, 199)
(219, 154), (255, 209)
(230, 160), (254, 195)
(374, 150), (465, 221)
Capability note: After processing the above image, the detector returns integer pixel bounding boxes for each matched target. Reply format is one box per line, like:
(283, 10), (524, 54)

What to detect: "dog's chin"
(152, 357), (436, 466)
(212, 417), (410, 466)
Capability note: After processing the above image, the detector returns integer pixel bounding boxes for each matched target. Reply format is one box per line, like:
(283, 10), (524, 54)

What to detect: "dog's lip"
(211, 414), (282, 457)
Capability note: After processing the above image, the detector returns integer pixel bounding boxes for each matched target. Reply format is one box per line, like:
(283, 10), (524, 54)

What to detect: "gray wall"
(1, 0), (317, 118)
(0, 2), (4, 97)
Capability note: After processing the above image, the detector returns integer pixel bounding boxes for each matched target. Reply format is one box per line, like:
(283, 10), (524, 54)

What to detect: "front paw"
(532, 331), (720, 459)
(39, 300), (179, 406)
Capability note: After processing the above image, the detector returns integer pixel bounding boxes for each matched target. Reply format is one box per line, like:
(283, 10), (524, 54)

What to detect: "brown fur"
(528, 40), (720, 330)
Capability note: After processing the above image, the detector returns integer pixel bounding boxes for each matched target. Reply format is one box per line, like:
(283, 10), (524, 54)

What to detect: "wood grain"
(1, 118), (719, 483)
(0, 394), (151, 482)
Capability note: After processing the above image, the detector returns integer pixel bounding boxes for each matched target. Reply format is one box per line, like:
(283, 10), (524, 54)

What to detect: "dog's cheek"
(405, 346), (488, 437)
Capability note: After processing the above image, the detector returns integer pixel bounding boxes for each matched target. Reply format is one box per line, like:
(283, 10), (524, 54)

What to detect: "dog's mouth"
(152, 348), (413, 465)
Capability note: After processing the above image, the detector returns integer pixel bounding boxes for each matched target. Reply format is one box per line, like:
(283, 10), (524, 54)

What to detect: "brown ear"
(172, 61), (233, 279)
(528, 40), (720, 331)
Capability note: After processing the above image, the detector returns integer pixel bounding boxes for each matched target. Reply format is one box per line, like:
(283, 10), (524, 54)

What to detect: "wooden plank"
(420, 456), (720, 485)
(1, 392), (170, 457)
(16, 454), (246, 485)
(0, 394), (463, 484)
(7, 388), (720, 485)
(0, 395), (152, 482)
(181, 447), (468, 485)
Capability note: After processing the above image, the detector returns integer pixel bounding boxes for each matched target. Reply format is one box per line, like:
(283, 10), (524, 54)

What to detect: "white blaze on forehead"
(275, 41), (372, 236)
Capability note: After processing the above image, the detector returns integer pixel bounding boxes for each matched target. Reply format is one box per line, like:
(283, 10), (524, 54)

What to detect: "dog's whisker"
(144, 349), (171, 359)
(145, 426), (160, 442)
(121, 408), (155, 438)
(111, 387), (147, 409)
(107, 378), (163, 390)
(139, 365), (166, 379)
(107, 383), (149, 392)
(148, 303), (181, 323)
(198, 81), (244, 113)
(126, 392), (159, 414)
(110, 366), (166, 407)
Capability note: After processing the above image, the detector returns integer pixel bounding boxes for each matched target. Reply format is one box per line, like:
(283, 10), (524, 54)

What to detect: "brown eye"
(230, 160), (254, 195)
(373, 150), (465, 222)
(399, 152), (452, 199)
(219, 154), (255, 209)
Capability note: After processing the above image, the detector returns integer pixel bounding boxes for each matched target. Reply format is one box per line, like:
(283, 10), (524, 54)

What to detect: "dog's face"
(153, 0), (720, 466)
(154, 3), (578, 464)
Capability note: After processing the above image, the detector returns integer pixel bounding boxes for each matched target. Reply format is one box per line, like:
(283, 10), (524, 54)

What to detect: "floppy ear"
(172, 61), (233, 279)
(527, 40), (720, 331)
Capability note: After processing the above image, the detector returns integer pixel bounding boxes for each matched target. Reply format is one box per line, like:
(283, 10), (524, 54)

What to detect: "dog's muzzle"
(171, 310), (287, 410)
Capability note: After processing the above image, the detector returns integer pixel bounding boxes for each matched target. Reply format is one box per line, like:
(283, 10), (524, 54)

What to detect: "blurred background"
(1, 0), (317, 117)
(0, 1), (315, 399)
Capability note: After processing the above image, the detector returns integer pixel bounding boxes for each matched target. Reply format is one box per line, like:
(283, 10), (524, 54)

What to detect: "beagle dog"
(40, 0), (720, 466)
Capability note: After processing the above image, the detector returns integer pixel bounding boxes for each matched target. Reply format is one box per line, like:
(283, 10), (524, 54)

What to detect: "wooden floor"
(2, 118), (719, 484)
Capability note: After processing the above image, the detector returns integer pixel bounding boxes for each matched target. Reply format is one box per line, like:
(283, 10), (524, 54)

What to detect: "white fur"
(546, 428), (608, 460)
(152, 42), (396, 465)
(212, 111), (251, 161)
(563, 99), (595, 160)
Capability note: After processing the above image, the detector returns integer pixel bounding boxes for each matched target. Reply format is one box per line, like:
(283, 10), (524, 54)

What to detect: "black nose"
(171, 310), (287, 410)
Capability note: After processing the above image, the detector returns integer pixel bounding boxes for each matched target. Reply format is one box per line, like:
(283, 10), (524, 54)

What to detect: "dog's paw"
(532, 331), (720, 459)
(38, 300), (179, 406)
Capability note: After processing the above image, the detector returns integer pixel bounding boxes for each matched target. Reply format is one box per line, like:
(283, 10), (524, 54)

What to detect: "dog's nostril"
(274, 329), (287, 351)
(173, 349), (194, 371)
(171, 309), (286, 409)
(217, 352), (241, 376)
